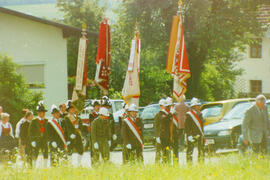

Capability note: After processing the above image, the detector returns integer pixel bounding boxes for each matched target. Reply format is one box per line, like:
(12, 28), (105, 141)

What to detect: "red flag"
(167, 12), (190, 102)
(95, 20), (111, 95)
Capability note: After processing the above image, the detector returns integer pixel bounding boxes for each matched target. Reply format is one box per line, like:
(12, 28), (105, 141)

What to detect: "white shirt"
(0, 122), (14, 138)
(15, 117), (26, 138)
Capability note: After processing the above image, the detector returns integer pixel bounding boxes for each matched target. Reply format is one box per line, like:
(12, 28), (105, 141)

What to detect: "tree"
(111, 0), (267, 102)
(56, 0), (106, 99)
(0, 54), (43, 126)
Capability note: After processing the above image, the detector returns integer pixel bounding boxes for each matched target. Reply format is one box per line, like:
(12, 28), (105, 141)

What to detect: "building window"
(18, 64), (45, 89)
(249, 39), (262, 58)
(250, 80), (262, 93)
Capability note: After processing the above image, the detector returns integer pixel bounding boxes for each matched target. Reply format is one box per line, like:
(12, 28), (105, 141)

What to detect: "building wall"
(235, 29), (270, 96)
(0, 12), (68, 110)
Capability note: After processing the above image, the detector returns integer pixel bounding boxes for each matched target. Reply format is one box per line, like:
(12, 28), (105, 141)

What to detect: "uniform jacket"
(174, 103), (190, 129)
(28, 117), (48, 145)
(154, 110), (171, 141)
(185, 110), (204, 137)
(19, 120), (31, 146)
(122, 116), (143, 148)
(91, 117), (111, 143)
(47, 118), (66, 150)
(62, 113), (82, 142)
(242, 104), (269, 144)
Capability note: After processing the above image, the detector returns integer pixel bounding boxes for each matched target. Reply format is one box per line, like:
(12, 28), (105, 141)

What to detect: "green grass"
(1, 154), (270, 180)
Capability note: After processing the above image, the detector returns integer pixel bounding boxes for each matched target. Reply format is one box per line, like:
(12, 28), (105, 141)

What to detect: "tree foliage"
(58, 0), (267, 105)
(111, 0), (266, 103)
(0, 54), (43, 126)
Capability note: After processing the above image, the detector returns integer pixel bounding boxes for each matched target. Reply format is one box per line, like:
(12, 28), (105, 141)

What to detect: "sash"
(49, 119), (67, 149)
(187, 110), (204, 136)
(172, 114), (179, 127)
(123, 117), (143, 149)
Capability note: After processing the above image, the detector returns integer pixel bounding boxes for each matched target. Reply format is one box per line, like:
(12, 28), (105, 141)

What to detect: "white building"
(234, 5), (270, 97)
(0, 7), (96, 110)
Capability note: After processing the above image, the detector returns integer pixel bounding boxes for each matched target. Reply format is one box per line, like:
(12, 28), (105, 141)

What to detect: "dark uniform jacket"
(109, 113), (116, 136)
(47, 118), (66, 150)
(122, 116), (143, 148)
(155, 110), (171, 141)
(185, 110), (204, 137)
(20, 120), (31, 146)
(91, 117), (111, 143)
(62, 113), (82, 143)
(28, 117), (48, 145)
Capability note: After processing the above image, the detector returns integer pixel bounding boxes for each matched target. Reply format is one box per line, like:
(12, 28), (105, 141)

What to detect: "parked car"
(141, 104), (160, 144)
(204, 101), (259, 152)
(201, 98), (254, 126)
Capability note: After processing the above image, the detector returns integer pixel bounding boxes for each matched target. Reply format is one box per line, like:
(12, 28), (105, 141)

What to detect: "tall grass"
(1, 154), (270, 180)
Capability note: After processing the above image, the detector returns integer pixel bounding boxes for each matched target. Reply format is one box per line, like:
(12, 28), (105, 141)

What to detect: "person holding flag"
(47, 105), (67, 166)
(121, 104), (143, 163)
(155, 99), (172, 163)
(122, 24), (141, 107)
(185, 98), (205, 163)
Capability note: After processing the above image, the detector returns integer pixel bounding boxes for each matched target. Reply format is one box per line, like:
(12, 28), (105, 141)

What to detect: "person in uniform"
(0, 113), (17, 163)
(28, 101), (49, 168)
(102, 98), (117, 150)
(15, 109), (29, 162)
(20, 111), (34, 167)
(154, 99), (166, 163)
(88, 100), (100, 166)
(62, 100), (84, 166)
(122, 104), (143, 163)
(155, 99), (171, 163)
(166, 97), (179, 165)
(59, 103), (67, 119)
(185, 98), (205, 163)
(47, 105), (67, 166)
(91, 107), (111, 166)
(119, 103), (129, 163)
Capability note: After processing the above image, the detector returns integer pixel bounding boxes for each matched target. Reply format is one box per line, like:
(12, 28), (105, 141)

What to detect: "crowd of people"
(0, 94), (269, 168)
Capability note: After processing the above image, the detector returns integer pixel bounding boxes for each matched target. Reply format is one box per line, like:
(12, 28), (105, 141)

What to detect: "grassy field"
(0, 154), (270, 180)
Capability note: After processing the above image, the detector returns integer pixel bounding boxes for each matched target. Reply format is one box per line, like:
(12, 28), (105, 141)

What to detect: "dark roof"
(0, 6), (98, 38)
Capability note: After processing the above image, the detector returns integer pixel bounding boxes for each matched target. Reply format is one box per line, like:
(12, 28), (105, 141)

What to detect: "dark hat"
(66, 100), (74, 111)
(92, 100), (100, 107)
(36, 101), (48, 112)
(51, 104), (60, 114)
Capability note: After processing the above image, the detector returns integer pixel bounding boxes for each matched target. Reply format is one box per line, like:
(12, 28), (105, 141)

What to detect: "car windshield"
(222, 102), (253, 121)
(113, 101), (124, 112)
(141, 105), (160, 120)
(201, 104), (223, 119)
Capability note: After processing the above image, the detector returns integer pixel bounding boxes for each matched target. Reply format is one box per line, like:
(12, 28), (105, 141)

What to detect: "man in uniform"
(88, 100), (100, 166)
(122, 104), (143, 163)
(166, 97), (179, 165)
(155, 99), (171, 163)
(185, 98), (205, 163)
(91, 107), (111, 166)
(47, 105), (67, 166)
(102, 98), (117, 150)
(62, 101), (84, 166)
(28, 101), (49, 168)
(20, 111), (34, 167)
